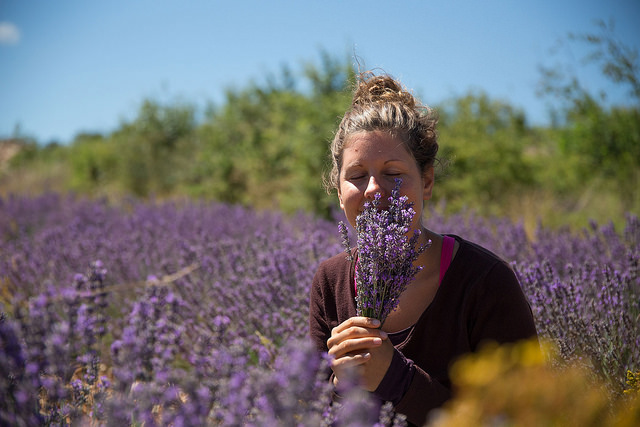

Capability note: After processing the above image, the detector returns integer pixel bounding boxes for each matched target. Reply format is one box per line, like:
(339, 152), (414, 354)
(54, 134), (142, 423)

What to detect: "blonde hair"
(325, 72), (438, 193)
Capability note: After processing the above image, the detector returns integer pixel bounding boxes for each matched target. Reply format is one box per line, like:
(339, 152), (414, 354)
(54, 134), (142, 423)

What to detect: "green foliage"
(561, 99), (640, 209)
(435, 92), (539, 216)
(184, 53), (353, 216)
(537, 20), (640, 217)
(68, 133), (118, 192)
(112, 99), (197, 197)
(5, 139), (41, 168)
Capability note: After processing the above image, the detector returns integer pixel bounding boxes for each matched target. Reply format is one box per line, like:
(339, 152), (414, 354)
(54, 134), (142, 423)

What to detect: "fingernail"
(371, 319), (381, 327)
(379, 330), (388, 339)
(373, 338), (382, 345)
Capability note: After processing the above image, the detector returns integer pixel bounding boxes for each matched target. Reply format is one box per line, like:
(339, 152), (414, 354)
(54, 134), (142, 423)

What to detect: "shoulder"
(314, 250), (353, 276)
(445, 237), (537, 343)
(450, 235), (513, 274)
(311, 250), (353, 291)
(446, 235), (520, 290)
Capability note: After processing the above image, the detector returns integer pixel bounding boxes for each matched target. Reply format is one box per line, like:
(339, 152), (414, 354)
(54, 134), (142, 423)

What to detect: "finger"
(331, 351), (371, 371)
(327, 328), (387, 351)
(332, 317), (381, 334)
(327, 324), (388, 350)
(328, 327), (378, 349)
(328, 336), (383, 358)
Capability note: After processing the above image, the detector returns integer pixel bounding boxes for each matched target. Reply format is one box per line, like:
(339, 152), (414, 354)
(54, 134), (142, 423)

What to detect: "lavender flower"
(1, 191), (638, 424)
(340, 179), (430, 325)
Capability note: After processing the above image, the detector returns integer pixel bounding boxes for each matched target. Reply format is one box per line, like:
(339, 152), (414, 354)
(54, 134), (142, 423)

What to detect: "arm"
(391, 358), (452, 425)
(309, 255), (348, 355)
(308, 264), (331, 356)
(392, 259), (536, 426)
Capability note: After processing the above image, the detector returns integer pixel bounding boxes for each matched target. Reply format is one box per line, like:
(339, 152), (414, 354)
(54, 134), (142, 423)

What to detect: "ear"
(337, 189), (345, 210)
(422, 167), (435, 201)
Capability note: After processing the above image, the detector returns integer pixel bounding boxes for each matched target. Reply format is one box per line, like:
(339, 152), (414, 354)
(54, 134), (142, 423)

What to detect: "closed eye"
(385, 172), (402, 178)
(348, 173), (367, 180)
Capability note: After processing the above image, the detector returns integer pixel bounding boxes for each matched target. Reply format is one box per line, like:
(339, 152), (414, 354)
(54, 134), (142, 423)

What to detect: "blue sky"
(1, 0), (638, 144)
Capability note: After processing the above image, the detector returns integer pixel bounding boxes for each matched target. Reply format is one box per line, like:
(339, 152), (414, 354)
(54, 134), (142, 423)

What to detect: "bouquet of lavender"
(339, 179), (430, 326)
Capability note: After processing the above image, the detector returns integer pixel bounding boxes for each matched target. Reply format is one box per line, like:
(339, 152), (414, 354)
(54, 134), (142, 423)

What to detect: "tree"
(538, 19), (639, 113)
(435, 92), (538, 215)
(188, 54), (354, 217)
(112, 99), (197, 197)
(69, 132), (117, 192)
(537, 20), (640, 212)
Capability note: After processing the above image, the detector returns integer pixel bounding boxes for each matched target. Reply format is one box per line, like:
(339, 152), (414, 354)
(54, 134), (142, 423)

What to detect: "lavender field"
(1, 193), (639, 425)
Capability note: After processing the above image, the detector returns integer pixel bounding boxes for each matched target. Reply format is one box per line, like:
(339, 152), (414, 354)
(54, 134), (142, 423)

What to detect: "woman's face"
(337, 130), (434, 230)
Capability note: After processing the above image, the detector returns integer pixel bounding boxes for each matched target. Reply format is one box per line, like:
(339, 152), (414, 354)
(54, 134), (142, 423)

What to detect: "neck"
(415, 228), (441, 275)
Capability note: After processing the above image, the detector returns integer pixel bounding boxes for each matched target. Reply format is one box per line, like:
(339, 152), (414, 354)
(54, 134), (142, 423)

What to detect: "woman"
(308, 72), (537, 426)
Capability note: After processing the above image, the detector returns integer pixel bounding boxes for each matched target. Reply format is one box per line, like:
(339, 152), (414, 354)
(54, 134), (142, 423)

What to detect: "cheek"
(338, 192), (359, 220)
(339, 193), (354, 211)
(338, 181), (357, 201)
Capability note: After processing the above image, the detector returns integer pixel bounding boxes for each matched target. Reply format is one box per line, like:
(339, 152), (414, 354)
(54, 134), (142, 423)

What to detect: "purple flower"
(1, 191), (638, 423)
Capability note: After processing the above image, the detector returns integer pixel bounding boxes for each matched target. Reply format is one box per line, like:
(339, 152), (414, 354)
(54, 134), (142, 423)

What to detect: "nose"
(364, 175), (385, 200)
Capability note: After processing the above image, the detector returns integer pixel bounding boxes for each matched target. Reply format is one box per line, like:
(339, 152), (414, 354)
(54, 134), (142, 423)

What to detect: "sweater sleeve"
(308, 253), (354, 355)
(373, 348), (415, 405)
(393, 364), (452, 425)
(308, 262), (332, 355)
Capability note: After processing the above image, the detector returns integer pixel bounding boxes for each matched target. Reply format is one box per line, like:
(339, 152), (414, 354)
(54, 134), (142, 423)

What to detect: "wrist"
(373, 349), (415, 405)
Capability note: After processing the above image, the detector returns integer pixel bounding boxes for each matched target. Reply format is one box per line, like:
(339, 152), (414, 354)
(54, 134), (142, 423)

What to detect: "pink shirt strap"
(439, 235), (455, 286)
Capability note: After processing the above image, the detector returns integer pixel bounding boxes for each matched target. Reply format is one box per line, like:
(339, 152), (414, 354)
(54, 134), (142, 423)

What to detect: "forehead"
(342, 131), (413, 164)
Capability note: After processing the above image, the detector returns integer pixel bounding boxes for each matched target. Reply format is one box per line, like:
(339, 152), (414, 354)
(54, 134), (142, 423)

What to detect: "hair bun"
(352, 73), (416, 109)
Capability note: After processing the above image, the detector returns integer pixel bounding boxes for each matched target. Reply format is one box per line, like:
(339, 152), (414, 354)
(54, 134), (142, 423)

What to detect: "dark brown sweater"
(308, 235), (537, 426)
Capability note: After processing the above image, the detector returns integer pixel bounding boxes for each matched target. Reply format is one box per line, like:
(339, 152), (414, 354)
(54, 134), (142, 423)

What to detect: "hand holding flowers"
(326, 316), (393, 391)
